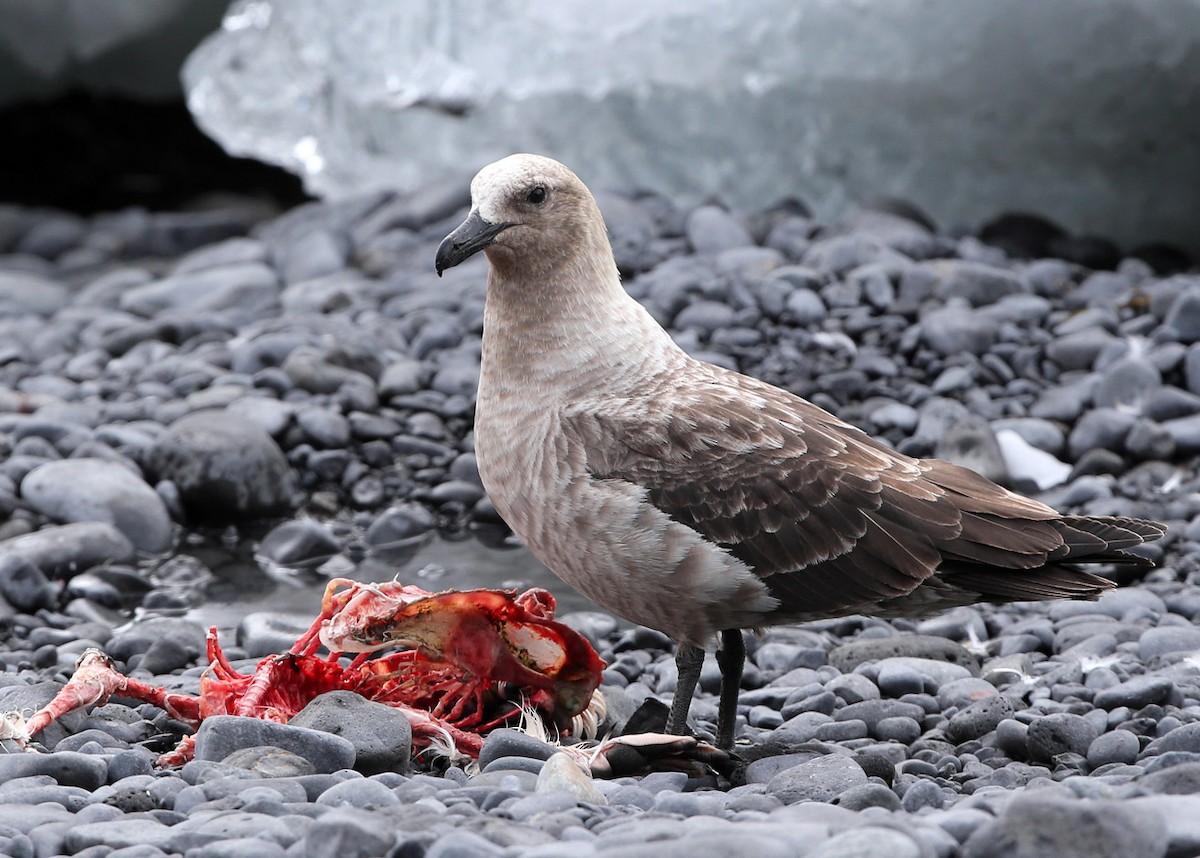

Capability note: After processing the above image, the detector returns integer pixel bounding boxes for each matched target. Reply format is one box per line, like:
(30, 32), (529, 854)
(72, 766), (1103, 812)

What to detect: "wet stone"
(478, 729), (560, 768)
(287, 807), (397, 858)
(290, 691), (413, 775)
(1138, 626), (1200, 661)
(947, 696), (1018, 743)
(1093, 675), (1175, 711)
(0, 554), (57, 611)
(257, 520), (342, 568)
(193, 716), (357, 773)
(961, 793), (1168, 858)
(315, 777), (401, 810)
(0, 521), (136, 579)
(811, 827), (921, 858)
(829, 636), (978, 673)
(833, 782), (902, 812)
(1026, 713), (1100, 762)
(1088, 730), (1141, 768)
(145, 410), (298, 521)
(236, 612), (310, 659)
(20, 458), (173, 553)
(766, 754), (868, 804)
(686, 206), (754, 254)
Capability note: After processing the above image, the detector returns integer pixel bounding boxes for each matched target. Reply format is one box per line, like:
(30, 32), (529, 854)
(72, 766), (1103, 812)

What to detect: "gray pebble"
(257, 520), (342, 569)
(830, 636), (977, 673)
(193, 716), (356, 773)
(0, 554), (57, 611)
(314, 777), (400, 810)
(291, 807), (397, 858)
(146, 410), (298, 520)
(1163, 286), (1200, 342)
(507, 790), (577, 821)
(1139, 626), (1200, 661)
(1145, 722), (1200, 756)
(189, 839), (286, 858)
(1087, 730), (1141, 768)
(217, 747), (315, 778)
(290, 690), (412, 775)
(1093, 675), (1175, 711)
(379, 359), (428, 398)
(1026, 713), (1100, 762)
(653, 790), (727, 817)
(295, 407), (352, 448)
(1093, 357), (1161, 411)
(21, 458), (173, 553)
(766, 754), (868, 804)
(961, 793), (1167, 858)
(0, 521), (136, 579)
(834, 782), (902, 811)
(920, 305), (999, 356)
(1067, 407), (1137, 460)
(947, 696), (1017, 743)
(811, 826), (921, 858)
(686, 206), (754, 254)
(120, 263), (277, 322)
(478, 728), (559, 768)
(1046, 327), (1117, 371)
(927, 259), (1027, 306)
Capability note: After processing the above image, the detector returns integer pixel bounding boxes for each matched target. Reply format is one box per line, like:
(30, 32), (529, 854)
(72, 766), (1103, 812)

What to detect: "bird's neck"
(480, 242), (682, 399)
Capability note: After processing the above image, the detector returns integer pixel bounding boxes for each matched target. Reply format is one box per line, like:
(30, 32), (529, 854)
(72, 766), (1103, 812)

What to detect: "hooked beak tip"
(435, 210), (512, 275)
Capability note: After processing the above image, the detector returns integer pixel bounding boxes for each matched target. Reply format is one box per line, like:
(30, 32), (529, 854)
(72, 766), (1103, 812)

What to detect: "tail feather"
(944, 563), (1116, 603)
(938, 514), (1164, 605)
(1053, 516), (1167, 559)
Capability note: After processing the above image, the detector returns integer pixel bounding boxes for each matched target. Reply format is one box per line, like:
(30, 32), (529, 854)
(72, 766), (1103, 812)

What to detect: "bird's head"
(435, 153), (604, 279)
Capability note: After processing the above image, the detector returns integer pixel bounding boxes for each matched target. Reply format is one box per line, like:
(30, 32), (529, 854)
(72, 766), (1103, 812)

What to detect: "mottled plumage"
(436, 154), (1166, 749)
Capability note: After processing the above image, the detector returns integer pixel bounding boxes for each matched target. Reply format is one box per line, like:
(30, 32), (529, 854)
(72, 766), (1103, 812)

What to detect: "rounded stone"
(1026, 713), (1099, 762)
(290, 691), (413, 775)
(21, 459), (173, 553)
(766, 754), (868, 804)
(145, 409), (299, 521)
(1087, 730), (1140, 768)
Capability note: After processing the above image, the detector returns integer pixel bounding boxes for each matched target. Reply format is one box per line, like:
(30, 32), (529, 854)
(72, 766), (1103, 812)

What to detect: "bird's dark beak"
(435, 211), (512, 276)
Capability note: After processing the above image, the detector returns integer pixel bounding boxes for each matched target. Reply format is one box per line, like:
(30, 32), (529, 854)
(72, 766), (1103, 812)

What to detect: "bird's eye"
(526, 185), (548, 205)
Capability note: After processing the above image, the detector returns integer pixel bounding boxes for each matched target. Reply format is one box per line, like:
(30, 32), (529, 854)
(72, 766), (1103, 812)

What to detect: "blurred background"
(2, 0), (1198, 255)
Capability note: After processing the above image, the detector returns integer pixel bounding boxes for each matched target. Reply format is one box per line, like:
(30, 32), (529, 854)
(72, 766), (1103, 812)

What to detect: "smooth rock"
(146, 410), (299, 521)
(21, 459), (173, 553)
(0, 522), (135, 578)
(961, 793), (1167, 858)
(290, 691), (413, 775)
(766, 754), (868, 804)
(193, 716), (357, 773)
(1026, 713), (1100, 762)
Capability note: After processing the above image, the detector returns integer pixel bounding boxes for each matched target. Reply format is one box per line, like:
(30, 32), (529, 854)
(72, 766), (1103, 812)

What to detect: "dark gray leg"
(716, 629), (745, 750)
(666, 642), (705, 735)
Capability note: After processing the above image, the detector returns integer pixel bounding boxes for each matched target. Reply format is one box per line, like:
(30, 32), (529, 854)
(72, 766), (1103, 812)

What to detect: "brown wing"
(569, 373), (1163, 619)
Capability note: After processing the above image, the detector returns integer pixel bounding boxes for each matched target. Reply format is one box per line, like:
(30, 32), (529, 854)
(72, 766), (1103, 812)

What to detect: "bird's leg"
(666, 643), (705, 735)
(716, 629), (745, 751)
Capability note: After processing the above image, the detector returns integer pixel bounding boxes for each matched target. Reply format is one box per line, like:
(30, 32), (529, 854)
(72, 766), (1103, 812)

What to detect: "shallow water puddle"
(185, 533), (605, 637)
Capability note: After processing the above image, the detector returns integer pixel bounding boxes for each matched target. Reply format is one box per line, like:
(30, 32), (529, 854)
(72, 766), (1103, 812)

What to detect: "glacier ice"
(184, 0), (1200, 252)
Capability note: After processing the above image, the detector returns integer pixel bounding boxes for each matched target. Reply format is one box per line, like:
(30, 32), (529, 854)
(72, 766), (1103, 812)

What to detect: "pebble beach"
(0, 172), (1199, 857)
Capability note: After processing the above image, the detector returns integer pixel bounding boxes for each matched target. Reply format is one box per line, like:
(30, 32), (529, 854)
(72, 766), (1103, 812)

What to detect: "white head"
(435, 154), (610, 281)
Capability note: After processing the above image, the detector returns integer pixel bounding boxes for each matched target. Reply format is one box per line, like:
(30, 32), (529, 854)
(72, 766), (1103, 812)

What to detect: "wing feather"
(565, 367), (1164, 621)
